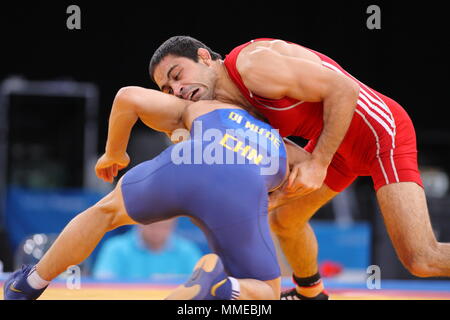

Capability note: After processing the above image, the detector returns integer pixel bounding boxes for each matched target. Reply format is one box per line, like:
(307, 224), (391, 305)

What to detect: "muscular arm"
(96, 86), (189, 183)
(237, 43), (360, 165)
(237, 42), (359, 193)
(105, 86), (189, 157)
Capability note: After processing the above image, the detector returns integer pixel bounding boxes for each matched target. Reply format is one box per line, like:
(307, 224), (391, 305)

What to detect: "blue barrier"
(5, 187), (371, 272)
(5, 187), (131, 269)
(311, 221), (371, 269)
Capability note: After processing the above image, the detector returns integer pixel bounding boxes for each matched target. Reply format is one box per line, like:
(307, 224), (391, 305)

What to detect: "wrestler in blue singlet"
(121, 108), (287, 281)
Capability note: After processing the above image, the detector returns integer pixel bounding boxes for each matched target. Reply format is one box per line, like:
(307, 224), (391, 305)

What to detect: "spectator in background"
(92, 219), (203, 280)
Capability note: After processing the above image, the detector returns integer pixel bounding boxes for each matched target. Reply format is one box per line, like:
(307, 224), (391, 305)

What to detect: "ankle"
(293, 272), (325, 298)
(27, 266), (50, 290)
(228, 277), (240, 300)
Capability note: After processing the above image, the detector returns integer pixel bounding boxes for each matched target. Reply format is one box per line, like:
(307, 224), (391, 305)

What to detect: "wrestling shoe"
(281, 287), (329, 300)
(3, 265), (48, 300)
(165, 253), (232, 300)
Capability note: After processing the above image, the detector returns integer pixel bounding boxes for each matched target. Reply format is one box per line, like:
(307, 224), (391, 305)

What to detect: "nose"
(173, 84), (185, 98)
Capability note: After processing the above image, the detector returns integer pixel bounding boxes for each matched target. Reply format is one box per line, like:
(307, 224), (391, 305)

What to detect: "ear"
(197, 48), (212, 66)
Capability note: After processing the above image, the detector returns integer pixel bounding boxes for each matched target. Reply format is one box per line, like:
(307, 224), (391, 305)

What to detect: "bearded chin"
(200, 89), (214, 101)
(207, 85), (217, 100)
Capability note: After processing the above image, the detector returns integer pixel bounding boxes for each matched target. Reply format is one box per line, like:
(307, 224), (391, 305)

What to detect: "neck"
(211, 60), (268, 123)
(213, 60), (253, 108)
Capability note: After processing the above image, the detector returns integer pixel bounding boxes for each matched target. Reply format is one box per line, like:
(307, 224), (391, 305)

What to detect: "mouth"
(189, 88), (200, 101)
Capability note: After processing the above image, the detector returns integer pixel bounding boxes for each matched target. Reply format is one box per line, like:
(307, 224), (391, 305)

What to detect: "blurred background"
(0, 1), (449, 282)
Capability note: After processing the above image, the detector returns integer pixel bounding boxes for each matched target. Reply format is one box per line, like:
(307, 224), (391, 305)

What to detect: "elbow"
(328, 77), (360, 110)
(325, 75), (360, 109)
(344, 78), (360, 107)
(111, 87), (141, 119)
(113, 86), (144, 115)
(115, 86), (139, 103)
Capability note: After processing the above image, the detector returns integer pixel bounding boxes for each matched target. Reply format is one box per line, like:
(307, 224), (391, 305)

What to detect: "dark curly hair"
(149, 36), (222, 83)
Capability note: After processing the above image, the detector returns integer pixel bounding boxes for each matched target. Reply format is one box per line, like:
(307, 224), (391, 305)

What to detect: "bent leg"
(36, 178), (137, 281)
(272, 143), (356, 282)
(376, 182), (450, 277)
(269, 184), (338, 278)
(203, 212), (281, 300)
(210, 211), (281, 300)
(173, 165), (282, 300)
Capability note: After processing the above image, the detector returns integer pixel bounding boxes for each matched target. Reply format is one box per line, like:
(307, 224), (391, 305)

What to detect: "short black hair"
(149, 36), (222, 83)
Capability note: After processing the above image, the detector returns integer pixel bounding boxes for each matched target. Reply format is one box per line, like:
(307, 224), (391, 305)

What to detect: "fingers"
(112, 164), (118, 177)
(96, 166), (116, 183)
(288, 176), (316, 196)
(95, 153), (130, 184)
(284, 176), (316, 196)
(100, 168), (111, 183)
(285, 166), (299, 192)
(291, 187), (314, 197)
(107, 166), (114, 183)
(284, 165), (320, 196)
(95, 167), (102, 180)
(97, 168), (107, 182)
(95, 159), (122, 184)
(268, 190), (286, 211)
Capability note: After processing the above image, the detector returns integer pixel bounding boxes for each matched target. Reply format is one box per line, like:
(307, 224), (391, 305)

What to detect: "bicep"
(239, 48), (348, 102)
(117, 86), (188, 133)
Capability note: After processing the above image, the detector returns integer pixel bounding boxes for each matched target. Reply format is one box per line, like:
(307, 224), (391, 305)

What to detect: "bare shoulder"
(233, 39), (324, 98)
(182, 100), (242, 128)
(236, 39), (321, 73)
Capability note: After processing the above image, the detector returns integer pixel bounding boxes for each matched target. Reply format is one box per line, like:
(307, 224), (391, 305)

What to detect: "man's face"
(153, 53), (217, 101)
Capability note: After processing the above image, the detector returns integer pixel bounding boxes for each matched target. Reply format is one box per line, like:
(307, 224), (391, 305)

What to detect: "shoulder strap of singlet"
(224, 39), (280, 99)
(225, 38), (309, 110)
(223, 42), (253, 100)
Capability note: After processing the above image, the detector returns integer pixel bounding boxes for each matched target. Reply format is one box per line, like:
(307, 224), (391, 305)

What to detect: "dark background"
(2, 0), (449, 159)
(1, 1), (450, 279)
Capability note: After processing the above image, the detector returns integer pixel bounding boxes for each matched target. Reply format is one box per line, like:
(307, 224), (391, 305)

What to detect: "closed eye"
(162, 86), (174, 95)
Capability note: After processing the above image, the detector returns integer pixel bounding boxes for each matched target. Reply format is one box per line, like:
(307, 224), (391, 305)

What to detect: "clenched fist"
(95, 153), (130, 183)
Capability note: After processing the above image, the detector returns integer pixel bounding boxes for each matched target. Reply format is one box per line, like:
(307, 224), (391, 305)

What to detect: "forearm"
(284, 138), (310, 166)
(105, 91), (138, 157)
(104, 86), (189, 156)
(313, 85), (359, 165)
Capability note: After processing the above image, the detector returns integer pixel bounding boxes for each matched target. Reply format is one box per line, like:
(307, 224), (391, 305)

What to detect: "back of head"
(149, 35), (222, 83)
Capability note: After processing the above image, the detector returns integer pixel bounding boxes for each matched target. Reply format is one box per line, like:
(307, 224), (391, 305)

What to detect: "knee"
(402, 258), (433, 278)
(397, 245), (439, 278)
(96, 203), (120, 230)
(269, 209), (304, 238)
(86, 194), (123, 231)
(268, 211), (287, 237)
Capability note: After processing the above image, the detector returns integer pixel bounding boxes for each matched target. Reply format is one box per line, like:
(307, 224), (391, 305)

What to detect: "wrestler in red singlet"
(224, 38), (423, 192)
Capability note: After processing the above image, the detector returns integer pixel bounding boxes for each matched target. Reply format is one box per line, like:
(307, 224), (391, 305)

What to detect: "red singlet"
(224, 38), (423, 192)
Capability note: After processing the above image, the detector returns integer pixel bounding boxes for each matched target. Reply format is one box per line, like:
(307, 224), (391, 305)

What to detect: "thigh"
(193, 169), (280, 281)
(270, 183), (339, 228)
(89, 178), (139, 230)
(370, 98), (423, 191)
(120, 150), (182, 224)
(371, 151), (423, 192)
(376, 182), (436, 257)
(324, 152), (358, 193)
(209, 213), (280, 281)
